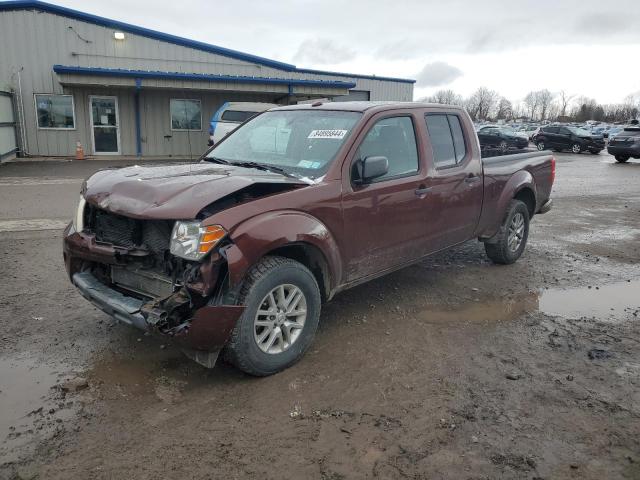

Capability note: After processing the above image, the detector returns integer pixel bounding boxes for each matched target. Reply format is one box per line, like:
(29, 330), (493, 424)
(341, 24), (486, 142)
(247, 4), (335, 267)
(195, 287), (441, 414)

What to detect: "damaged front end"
(63, 203), (245, 368)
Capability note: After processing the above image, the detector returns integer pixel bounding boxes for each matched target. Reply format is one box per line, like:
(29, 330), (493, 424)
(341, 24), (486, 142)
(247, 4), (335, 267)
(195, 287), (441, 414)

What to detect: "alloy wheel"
(254, 284), (307, 354)
(508, 212), (525, 252)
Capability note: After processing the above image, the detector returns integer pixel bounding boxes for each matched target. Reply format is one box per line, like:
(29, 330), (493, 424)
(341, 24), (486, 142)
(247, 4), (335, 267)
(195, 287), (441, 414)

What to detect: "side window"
(356, 116), (419, 180)
(425, 114), (457, 168)
(559, 128), (570, 135)
(448, 115), (467, 163)
(545, 127), (558, 134)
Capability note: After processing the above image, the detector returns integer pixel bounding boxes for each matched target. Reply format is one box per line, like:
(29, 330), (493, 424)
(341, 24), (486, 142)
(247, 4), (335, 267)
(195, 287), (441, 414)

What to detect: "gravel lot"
(1, 152), (639, 480)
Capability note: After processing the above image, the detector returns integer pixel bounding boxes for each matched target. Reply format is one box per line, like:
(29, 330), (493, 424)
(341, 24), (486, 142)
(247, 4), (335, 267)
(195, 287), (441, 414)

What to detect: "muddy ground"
(1, 152), (639, 480)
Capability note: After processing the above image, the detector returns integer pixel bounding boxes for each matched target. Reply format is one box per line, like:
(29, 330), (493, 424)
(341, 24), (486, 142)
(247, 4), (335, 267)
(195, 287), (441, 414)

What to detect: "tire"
(536, 141), (545, 151)
(571, 143), (582, 154)
(224, 256), (321, 376)
(484, 199), (530, 265)
(499, 140), (508, 153)
(615, 155), (629, 163)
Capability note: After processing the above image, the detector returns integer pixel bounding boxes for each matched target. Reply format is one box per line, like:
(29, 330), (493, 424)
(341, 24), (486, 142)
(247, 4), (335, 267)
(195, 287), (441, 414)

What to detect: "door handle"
(415, 186), (432, 196)
(465, 175), (481, 184)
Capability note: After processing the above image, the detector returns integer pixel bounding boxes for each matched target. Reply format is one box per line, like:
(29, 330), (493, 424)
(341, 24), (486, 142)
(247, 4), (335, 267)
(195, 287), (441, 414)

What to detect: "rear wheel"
(536, 141), (546, 151)
(615, 155), (629, 163)
(571, 143), (582, 154)
(499, 140), (508, 153)
(484, 200), (530, 265)
(224, 256), (321, 376)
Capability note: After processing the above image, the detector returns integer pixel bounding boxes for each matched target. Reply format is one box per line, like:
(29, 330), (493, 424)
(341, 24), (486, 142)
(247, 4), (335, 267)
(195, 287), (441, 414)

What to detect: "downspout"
(134, 78), (142, 157)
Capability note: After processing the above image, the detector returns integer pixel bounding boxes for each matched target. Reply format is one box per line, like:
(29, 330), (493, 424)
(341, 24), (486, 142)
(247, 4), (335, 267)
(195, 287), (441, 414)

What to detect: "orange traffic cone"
(75, 141), (85, 160)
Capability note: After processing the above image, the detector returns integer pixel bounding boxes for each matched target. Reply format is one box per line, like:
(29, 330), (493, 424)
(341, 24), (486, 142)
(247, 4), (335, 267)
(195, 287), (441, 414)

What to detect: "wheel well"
(269, 243), (331, 302)
(514, 188), (536, 218)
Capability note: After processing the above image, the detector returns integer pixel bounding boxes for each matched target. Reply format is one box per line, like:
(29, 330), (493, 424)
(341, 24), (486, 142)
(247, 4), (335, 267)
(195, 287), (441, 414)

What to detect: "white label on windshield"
(307, 129), (347, 139)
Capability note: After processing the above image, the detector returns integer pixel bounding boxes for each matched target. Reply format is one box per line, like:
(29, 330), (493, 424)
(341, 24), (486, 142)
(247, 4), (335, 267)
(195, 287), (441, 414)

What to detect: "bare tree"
(423, 89), (463, 105)
(558, 90), (574, 117)
(466, 87), (499, 121)
(523, 92), (539, 120)
(495, 97), (513, 120)
(537, 89), (554, 121)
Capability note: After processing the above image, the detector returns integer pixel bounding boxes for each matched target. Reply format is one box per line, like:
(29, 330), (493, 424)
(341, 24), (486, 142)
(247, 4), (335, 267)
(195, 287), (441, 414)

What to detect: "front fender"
(222, 210), (342, 293)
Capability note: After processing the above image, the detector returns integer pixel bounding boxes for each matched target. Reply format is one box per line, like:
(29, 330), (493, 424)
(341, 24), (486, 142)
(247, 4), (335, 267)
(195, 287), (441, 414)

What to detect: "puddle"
(539, 280), (640, 320)
(0, 353), (75, 463)
(419, 294), (539, 325)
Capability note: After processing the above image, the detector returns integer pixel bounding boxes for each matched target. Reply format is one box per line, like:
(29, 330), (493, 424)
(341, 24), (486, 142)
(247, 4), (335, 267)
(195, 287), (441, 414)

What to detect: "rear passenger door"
(422, 112), (483, 251)
(557, 127), (572, 149)
(543, 127), (559, 147)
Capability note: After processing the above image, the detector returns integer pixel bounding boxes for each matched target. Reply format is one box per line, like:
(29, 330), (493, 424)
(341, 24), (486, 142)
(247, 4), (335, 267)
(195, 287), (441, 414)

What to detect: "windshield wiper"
(229, 161), (300, 180)
(204, 156), (231, 165)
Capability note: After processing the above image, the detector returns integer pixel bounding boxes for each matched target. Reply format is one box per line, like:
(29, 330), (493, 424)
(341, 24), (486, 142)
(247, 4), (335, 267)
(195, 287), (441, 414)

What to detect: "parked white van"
(208, 102), (278, 146)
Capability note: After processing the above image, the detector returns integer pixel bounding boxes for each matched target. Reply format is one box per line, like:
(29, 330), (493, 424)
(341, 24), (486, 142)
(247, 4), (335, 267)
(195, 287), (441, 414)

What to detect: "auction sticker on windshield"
(308, 129), (348, 139)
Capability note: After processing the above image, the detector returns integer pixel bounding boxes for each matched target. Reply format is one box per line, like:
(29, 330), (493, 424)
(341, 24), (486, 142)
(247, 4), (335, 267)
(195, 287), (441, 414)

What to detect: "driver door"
(341, 113), (429, 282)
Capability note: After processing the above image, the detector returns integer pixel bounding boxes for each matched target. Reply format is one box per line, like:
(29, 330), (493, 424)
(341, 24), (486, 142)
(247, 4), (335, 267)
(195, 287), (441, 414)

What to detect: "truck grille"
(84, 205), (173, 253)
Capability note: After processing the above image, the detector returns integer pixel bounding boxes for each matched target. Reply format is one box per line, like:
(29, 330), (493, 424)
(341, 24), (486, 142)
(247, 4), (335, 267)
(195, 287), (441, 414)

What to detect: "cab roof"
(272, 101), (466, 114)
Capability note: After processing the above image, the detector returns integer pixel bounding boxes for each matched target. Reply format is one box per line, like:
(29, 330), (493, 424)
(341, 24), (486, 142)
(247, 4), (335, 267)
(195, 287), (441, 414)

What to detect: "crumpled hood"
(83, 162), (307, 220)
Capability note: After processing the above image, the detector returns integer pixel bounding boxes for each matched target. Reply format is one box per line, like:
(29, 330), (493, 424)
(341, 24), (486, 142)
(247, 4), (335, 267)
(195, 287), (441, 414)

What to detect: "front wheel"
(499, 140), (508, 153)
(615, 155), (629, 163)
(484, 200), (530, 265)
(224, 256), (321, 376)
(571, 143), (582, 154)
(536, 141), (545, 151)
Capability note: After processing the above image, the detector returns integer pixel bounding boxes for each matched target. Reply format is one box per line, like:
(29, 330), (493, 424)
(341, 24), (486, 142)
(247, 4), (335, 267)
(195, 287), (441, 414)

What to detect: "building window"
(35, 94), (75, 129)
(170, 99), (202, 130)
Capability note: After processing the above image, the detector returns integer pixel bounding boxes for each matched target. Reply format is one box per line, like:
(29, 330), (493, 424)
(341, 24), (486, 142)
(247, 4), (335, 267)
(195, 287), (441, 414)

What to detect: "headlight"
(72, 196), (86, 232)
(170, 221), (226, 261)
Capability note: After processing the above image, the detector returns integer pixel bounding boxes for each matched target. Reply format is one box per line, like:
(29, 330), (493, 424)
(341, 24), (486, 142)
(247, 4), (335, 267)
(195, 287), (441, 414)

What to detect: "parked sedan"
(534, 126), (604, 154)
(607, 127), (640, 162)
(477, 126), (529, 152)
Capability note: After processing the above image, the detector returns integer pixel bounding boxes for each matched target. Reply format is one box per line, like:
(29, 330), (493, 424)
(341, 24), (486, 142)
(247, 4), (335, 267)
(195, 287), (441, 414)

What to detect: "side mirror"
(354, 156), (389, 184)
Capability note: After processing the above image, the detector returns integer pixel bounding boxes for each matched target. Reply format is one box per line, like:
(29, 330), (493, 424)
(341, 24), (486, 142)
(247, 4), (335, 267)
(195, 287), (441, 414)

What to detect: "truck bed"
(476, 149), (555, 239)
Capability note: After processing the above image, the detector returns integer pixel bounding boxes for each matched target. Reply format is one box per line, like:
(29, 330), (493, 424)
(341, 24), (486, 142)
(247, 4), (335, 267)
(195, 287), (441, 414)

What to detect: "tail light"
(550, 156), (556, 185)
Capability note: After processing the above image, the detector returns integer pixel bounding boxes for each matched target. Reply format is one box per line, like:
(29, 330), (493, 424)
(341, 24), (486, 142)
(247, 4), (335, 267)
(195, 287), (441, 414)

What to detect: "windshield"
(568, 127), (592, 136)
(205, 110), (362, 179)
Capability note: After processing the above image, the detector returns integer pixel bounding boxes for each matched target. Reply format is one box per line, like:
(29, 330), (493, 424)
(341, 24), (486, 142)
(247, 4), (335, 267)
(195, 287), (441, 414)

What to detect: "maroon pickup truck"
(63, 102), (554, 375)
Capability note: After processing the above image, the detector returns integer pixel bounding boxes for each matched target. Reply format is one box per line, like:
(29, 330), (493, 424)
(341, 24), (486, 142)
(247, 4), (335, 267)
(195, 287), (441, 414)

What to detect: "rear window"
(425, 114), (467, 168)
(221, 110), (259, 123)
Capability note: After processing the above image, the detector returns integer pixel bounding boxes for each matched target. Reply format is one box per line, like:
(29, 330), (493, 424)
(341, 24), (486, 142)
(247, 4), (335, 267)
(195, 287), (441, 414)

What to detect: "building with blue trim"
(0, 1), (414, 157)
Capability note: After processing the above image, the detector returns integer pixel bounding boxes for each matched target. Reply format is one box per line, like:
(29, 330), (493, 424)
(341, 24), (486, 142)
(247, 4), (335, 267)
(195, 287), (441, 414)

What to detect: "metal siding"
(0, 8), (413, 157)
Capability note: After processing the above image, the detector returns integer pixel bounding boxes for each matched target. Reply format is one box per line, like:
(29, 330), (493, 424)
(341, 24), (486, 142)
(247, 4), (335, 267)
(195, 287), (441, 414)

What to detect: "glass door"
(90, 96), (120, 154)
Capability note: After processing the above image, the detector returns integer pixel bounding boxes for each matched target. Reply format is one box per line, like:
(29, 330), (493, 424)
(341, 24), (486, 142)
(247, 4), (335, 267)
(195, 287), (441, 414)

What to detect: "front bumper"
(64, 224), (245, 366)
(607, 144), (640, 157)
(73, 271), (245, 360)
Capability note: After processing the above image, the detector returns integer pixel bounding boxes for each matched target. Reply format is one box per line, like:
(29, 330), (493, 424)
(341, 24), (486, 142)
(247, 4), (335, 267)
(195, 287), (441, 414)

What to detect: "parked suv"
(534, 125), (604, 154)
(607, 127), (640, 162)
(208, 102), (277, 146)
(477, 126), (528, 152)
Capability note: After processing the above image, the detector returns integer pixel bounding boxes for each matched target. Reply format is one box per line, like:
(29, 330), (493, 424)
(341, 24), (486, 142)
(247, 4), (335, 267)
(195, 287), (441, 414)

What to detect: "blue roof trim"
(295, 68), (416, 85)
(1, 0), (416, 85)
(52, 65), (357, 89)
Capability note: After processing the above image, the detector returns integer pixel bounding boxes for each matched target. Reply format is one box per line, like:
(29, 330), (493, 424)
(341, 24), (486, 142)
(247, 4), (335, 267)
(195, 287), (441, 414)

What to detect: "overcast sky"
(58, 0), (640, 104)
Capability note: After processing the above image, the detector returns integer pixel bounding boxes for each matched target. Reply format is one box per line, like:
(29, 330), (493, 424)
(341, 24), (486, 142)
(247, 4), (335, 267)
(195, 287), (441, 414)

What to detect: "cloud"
(415, 62), (463, 87)
(292, 38), (357, 65)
